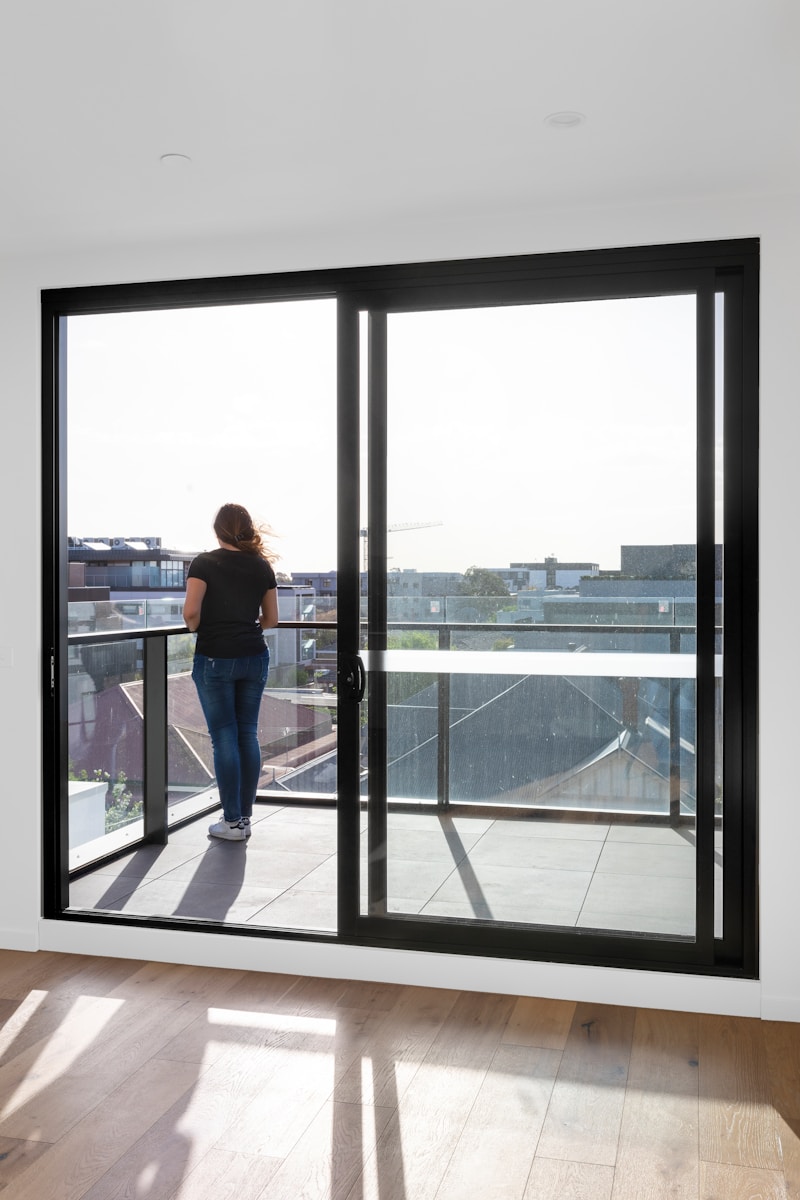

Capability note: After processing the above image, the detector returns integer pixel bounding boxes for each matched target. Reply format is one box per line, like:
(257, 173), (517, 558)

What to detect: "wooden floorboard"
(0, 1057), (202, 1200)
(610, 1008), (700, 1199)
(0, 948), (797, 1199)
(524, 1158), (616, 1200)
(501, 994), (575, 1050)
(699, 1014), (784, 1171)
(433, 1043), (562, 1200)
(535, 1001), (636, 1167)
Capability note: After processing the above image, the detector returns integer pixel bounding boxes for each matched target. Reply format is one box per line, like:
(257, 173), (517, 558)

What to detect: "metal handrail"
(383, 622), (701, 635)
(67, 619), (330, 646)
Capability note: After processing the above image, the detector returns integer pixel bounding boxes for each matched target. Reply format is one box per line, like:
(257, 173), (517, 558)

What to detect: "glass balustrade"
(65, 596), (719, 939)
(67, 634), (146, 868)
(66, 595), (705, 869)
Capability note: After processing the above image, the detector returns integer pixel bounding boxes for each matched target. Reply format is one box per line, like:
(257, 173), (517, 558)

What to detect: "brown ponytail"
(213, 503), (279, 562)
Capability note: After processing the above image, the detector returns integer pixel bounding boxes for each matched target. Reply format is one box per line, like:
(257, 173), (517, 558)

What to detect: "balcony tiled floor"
(69, 804), (714, 939)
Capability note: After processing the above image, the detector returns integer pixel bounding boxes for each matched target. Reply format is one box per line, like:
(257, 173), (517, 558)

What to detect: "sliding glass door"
(43, 240), (757, 974)
(49, 297), (342, 932)
(349, 257), (745, 970)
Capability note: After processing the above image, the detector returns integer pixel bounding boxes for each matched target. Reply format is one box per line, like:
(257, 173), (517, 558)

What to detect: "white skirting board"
(0, 927), (39, 952)
(759, 994), (800, 1023)
(29, 918), (770, 1020)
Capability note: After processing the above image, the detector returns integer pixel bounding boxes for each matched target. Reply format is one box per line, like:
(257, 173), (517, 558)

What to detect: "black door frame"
(42, 239), (758, 978)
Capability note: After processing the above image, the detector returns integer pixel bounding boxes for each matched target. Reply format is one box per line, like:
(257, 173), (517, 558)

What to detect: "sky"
(67, 292), (705, 578)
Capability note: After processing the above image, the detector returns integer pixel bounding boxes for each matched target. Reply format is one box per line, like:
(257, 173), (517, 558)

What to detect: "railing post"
(143, 634), (169, 844)
(437, 625), (450, 811)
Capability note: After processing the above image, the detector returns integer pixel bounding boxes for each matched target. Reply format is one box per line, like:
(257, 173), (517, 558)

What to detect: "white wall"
(3, 191), (797, 1019)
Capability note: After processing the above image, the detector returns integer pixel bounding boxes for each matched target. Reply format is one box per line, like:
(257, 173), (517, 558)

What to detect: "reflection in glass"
(258, 679), (338, 799)
(166, 631), (216, 824)
(68, 638), (145, 866)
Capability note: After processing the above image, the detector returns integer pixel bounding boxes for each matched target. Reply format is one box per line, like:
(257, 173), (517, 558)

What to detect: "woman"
(183, 503), (279, 841)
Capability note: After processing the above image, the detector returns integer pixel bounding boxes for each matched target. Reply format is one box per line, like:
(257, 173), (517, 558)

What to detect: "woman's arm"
(183, 577), (207, 632)
(259, 586), (279, 629)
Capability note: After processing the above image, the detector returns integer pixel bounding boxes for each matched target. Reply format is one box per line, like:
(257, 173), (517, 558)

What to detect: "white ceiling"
(1, 0), (798, 256)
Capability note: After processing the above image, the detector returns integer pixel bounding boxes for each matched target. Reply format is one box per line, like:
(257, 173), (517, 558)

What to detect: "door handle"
(341, 654), (366, 702)
(354, 655), (366, 702)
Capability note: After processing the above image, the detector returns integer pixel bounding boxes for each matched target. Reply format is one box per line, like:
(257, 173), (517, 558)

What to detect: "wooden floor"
(0, 950), (797, 1199)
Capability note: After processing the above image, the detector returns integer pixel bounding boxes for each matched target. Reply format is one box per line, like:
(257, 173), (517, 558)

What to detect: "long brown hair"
(213, 503), (279, 562)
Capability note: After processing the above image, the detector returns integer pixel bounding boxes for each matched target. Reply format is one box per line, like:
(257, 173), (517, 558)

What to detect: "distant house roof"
(71, 672), (334, 799)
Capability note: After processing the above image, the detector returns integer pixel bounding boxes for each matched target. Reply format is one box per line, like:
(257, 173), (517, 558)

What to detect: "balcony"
(64, 597), (719, 941)
(68, 803), (704, 936)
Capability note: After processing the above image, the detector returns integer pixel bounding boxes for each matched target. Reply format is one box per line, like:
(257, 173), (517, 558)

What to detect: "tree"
(385, 629), (438, 704)
(68, 765), (142, 833)
(458, 566), (510, 597)
(103, 771), (143, 832)
(386, 630), (438, 650)
(284, 667), (311, 688)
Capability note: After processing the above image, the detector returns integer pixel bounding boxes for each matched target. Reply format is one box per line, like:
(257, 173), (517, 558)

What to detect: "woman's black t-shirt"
(188, 549), (277, 657)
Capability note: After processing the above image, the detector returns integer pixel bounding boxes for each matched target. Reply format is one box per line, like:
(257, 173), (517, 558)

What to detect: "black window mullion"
(738, 257), (760, 975)
(142, 637), (168, 844)
(336, 298), (362, 937)
(366, 312), (389, 916)
(695, 274), (718, 959)
(717, 266), (758, 970)
(42, 311), (70, 916)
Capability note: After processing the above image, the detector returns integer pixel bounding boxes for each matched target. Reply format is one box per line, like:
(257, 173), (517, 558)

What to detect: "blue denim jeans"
(191, 649), (270, 823)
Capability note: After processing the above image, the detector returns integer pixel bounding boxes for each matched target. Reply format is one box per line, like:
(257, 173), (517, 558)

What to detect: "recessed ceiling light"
(544, 111), (586, 130)
(159, 152), (192, 167)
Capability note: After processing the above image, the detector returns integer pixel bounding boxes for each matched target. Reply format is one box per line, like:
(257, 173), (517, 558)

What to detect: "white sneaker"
(208, 818), (246, 841)
(242, 818), (252, 838)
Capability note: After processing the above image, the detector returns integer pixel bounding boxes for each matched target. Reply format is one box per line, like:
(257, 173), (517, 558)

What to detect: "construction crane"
(359, 521), (442, 571)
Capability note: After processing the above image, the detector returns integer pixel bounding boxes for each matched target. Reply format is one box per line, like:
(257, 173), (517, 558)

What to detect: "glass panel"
(258, 670), (338, 799)
(166, 630), (217, 825)
(67, 638), (145, 869)
(259, 589), (337, 799)
(65, 300), (338, 932)
(370, 296), (698, 938)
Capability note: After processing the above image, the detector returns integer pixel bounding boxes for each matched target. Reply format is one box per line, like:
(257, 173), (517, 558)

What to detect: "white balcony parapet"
(68, 781), (107, 848)
(367, 649), (708, 679)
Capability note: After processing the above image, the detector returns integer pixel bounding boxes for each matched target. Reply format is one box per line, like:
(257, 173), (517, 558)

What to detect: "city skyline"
(67, 538), (704, 599)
